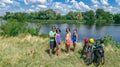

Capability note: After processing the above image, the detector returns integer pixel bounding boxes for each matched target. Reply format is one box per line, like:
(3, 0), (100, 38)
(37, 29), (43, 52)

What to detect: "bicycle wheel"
(101, 56), (105, 65)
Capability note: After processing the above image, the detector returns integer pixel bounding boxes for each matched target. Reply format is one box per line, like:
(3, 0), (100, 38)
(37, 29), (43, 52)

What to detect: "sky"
(0, 0), (120, 16)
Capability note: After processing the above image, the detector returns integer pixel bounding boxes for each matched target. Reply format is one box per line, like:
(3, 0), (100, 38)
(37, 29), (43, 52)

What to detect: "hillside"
(0, 35), (120, 67)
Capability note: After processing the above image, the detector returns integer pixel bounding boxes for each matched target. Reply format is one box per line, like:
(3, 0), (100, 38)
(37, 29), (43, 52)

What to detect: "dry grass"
(0, 34), (120, 67)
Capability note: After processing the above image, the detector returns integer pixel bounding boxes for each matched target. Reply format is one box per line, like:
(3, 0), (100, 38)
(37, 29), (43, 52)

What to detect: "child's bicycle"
(90, 39), (105, 66)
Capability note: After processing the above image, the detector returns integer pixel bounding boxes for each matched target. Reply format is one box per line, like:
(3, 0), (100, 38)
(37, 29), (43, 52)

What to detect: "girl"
(65, 28), (71, 55)
(72, 29), (78, 53)
(55, 28), (61, 57)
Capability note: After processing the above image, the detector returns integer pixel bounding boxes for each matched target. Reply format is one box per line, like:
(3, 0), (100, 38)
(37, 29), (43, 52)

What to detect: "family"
(49, 26), (78, 57)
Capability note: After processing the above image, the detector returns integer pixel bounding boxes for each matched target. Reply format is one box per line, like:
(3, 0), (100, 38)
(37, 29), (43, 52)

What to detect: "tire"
(97, 53), (102, 66)
(101, 56), (105, 65)
(101, 50), (105, 65)
(94, 50), (101, 67)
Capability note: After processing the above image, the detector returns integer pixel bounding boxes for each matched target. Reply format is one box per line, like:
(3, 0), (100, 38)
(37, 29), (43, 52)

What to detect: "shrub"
(104, 35), (115, 46)
(1, 19), (20, 36)
(39, 34), (49, 38)
(1, 19), (26, 36)
(26, 27), (38, 36)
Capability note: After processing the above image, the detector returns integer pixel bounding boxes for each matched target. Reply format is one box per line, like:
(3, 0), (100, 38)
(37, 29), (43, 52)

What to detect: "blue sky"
(0, 0), (120, 16)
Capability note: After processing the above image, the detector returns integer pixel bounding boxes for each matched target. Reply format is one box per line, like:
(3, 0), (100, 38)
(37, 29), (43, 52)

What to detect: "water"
(39, 24), (120, 42)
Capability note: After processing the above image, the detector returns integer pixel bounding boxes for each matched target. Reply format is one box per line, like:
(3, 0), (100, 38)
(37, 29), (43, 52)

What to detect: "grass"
(0, 34), (120, 67)
(28, 20), (84, 24)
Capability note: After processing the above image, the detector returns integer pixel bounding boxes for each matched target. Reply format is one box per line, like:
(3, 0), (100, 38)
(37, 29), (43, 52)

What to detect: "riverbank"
(0, 34), (120, 67)
(28, 20), (84, 24)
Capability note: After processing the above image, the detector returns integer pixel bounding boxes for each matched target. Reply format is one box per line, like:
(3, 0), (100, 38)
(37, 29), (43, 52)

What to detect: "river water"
(39, 24), (120, 42)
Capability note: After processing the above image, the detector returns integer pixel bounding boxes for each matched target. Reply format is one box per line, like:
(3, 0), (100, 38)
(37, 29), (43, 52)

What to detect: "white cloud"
(0, 0), (120, 16)
(0, 3), (6, 8)
(31, 5), (35, 8)
(71, 0), (76, 3)
(51, 1), (91, 15)
(13, 1), (20, 7)
(72, 1), (81, 10)
(79, 1), (91, 10)
(107, 6), (113, 11)
(91, 0), (99, 4)
(37, 5), (47, 8)
(116, 0), (120, 5)
(51, 2), (72, 15)
(100, 0), (109, 5)
(28, 9), (35, 12)
(93, 4), (98, 8)
(1, 0), (13, 4)
(107, 6), (120, 14)
(65, 0), (69, 3)
(24, 0), (48, 5)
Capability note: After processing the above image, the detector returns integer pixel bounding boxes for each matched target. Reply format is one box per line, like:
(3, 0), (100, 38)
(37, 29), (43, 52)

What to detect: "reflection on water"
(39, 24), (120, 42)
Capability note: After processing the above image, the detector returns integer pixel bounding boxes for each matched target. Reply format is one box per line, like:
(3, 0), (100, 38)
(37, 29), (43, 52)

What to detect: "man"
(49, 26), (56, 57)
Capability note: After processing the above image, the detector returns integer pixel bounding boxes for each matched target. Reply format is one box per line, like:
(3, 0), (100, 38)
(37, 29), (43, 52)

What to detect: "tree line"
(2, 9), (120, 25)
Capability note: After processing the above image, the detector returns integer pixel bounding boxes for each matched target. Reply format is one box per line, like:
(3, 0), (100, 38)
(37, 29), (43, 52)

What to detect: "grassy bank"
(0, 35), (120, 67)
(28, 20), (84, 24)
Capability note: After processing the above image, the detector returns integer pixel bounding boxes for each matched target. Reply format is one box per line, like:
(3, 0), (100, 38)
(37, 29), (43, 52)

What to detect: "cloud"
(0, 3), (6, 8)
(0, 0), (120, 16)
(51, 1), (91, 15)
(79, 1), (91, 10)
(71, 0), (76, 3)
(116, 0), (120, 5)
(107, 6), (120, 14)
(13, 1), (20, 7)
(28, 9), (35, 12)
(72, 1), (81, 10)
(91, 0), (99, 4)
(1, 0), (13, 4)
(31, 5), (35, 8)
(37, 5), (47, 8)
(65, 0), (69, 3)
(24, 0), (50, 5)
(100, 0), (109, 5)
(51, 2), (71, 15)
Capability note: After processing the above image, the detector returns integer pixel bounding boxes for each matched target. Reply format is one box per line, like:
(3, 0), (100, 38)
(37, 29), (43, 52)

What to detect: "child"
(84, 38), (90, 65)
(65, 28), (71, 55)
(49, 26), (56, 57)
(72, 29), (78, 53)
(55, 28), (61, 57)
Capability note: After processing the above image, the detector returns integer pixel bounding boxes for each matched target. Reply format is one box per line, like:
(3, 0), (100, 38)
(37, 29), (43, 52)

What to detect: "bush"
(26, 27), (38, 36)
(1, 19), (26, 36)
(1, 19), (39, 36)
(104, 36), (115, 46)
(1, 20), (20, 36)
(39, 34), (49, 38)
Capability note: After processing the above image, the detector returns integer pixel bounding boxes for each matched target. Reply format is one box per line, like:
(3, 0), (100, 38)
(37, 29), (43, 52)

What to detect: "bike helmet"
(84, 38), (89, 43)
(90, 38), (94, 44)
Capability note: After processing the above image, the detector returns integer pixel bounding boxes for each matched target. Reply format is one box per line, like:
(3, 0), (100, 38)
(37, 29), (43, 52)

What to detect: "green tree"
(114, 14), (120, 24)
(1, 19), (20, 36)
(82, 10), (96, 25)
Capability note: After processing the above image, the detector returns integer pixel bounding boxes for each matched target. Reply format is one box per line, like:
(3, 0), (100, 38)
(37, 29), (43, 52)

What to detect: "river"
(39, 24), (120, 42)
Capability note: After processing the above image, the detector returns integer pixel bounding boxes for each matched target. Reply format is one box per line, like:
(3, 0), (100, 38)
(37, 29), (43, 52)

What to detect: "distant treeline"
(1, 9), (120, 25)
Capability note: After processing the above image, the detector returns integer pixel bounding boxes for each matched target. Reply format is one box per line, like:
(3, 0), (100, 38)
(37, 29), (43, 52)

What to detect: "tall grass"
(0, 35), (119, 67)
